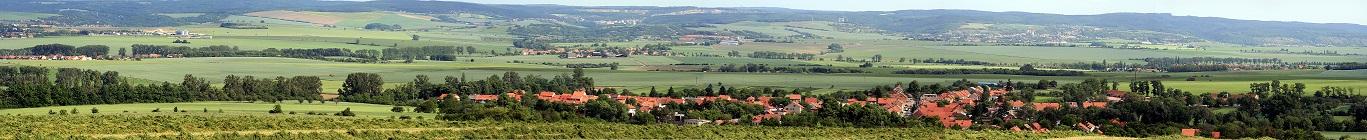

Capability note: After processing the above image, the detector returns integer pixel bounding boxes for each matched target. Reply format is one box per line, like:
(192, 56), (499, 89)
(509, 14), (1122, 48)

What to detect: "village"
(426, 81), (1224, 136)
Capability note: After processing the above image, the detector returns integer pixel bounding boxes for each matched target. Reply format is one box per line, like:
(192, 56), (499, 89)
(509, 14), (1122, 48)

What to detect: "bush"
(152, 108), (161, 112)
(391, 106), (405, 113)
(337, 108), (355, 116)
(269, 104), (284, 114)
(91, 108), (99, 114)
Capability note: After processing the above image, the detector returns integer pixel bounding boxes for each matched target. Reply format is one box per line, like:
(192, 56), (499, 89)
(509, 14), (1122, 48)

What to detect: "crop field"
(1319, 131), (1367, 140)
(156, 13), (206, 18)
(690, 21), (901, 40)
(244, 10), (468, 30)
(0, 101), (433, 118)
(220, 15), (316, 26)
(0, 11), (58, 20)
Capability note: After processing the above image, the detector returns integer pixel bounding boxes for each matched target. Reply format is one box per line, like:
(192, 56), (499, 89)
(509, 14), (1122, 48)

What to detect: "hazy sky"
(443, 0), (1367, 25)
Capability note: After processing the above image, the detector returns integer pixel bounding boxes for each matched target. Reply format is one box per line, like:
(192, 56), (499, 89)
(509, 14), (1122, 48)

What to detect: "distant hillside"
(2, 0), (1364, 46)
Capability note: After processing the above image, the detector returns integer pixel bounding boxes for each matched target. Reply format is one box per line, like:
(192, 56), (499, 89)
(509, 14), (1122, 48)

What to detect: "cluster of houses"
(1, 23), (54, 38)
(675, 35), (745, 46)
(0, 55), (94, 60)
(519, 48), (671, 59)
(443, 85), (916, 126)
(913, 86), (1119, 133)
(441, 83), (1208, 136)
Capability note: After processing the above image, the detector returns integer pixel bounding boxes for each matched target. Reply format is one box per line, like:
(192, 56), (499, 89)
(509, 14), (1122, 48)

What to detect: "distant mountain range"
(2, 0), (1364, 46)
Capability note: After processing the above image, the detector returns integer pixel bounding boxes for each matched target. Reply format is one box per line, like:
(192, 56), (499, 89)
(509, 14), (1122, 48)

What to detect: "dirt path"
(83, 127), (488, 138)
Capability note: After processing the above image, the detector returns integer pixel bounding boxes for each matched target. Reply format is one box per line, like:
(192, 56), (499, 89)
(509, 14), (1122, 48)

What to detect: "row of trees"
(128, 44), (460, 62)
(338, 69), (596, 105)
(0, 44), (109, 56)
(708, 63), (867, 74)
(892, 68), (1084, 76)
(1326, 62), (1367, 70)
(0, 66), (321, 108)
(747, 51), (815, 60)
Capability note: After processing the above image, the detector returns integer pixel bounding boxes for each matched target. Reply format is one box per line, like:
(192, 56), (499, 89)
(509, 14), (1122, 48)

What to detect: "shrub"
(338, 108), (355, 116)
(269, 104), (284, 114)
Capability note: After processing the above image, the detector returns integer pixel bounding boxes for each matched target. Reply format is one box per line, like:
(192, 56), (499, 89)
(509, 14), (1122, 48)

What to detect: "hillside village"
(439, 82), (1155, 134)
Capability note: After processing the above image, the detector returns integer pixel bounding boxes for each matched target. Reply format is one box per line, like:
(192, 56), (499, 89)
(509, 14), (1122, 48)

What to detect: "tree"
(339, 73), (383, 99)
(75, 45), (109, 57)
(411, 34), (420, 41)
(391, 106), (405, 113)
(91, 107), (99, 114)
(827, 43), (844, 52)
(1020, 64), (1037, 71)
(118, 48), (127, 57)
(1353, 102), (1367, 121)
(415, 100), (437, 113)
(269, 104), (283, 114)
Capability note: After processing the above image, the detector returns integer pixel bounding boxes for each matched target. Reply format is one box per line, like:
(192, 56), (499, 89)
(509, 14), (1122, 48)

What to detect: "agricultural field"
(0, 101), (434, 118)
(155, 13), (206, 18)
(0, 11), (57, 21)
(1319, 131), (1367, 140)
(5, 56), (1364, 95)
(244, 10), (470, 30)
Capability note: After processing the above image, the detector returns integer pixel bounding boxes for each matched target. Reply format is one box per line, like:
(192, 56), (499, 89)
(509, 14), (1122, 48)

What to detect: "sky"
(442, 0), (1367, 25)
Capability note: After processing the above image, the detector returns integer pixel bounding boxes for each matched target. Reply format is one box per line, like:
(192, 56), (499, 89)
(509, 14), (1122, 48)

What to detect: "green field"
(0, 101), (434, 118)
(0, 11), (57, 21)
(0, 11), (1363, 95)
(1320, 131), (1367, 140)
(5, 57), (1364, 95)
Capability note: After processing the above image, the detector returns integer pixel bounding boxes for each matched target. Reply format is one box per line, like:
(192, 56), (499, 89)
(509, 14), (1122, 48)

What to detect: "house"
(1180, 129), (1199, 137)
(783, 103), (805, 114)
(683, 119), (711, 125)
(1033, 103), (1062, 111)
(785, 94), (802, 100)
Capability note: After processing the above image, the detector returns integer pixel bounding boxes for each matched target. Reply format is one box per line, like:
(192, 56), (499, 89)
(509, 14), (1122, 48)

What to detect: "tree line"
(747, 51), (815, 60)
(0, 65), (322, 109)
(708, 63), (867, 74)
(0, 44), (109, 57)
(893, 66), (1084, 76)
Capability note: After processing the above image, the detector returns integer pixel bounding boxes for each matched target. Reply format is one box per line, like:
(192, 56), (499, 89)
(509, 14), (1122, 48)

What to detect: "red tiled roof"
(1180, 129), (1199, 137)
(1033, 103), (1061, 111)
(785, 94), (802, 100)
